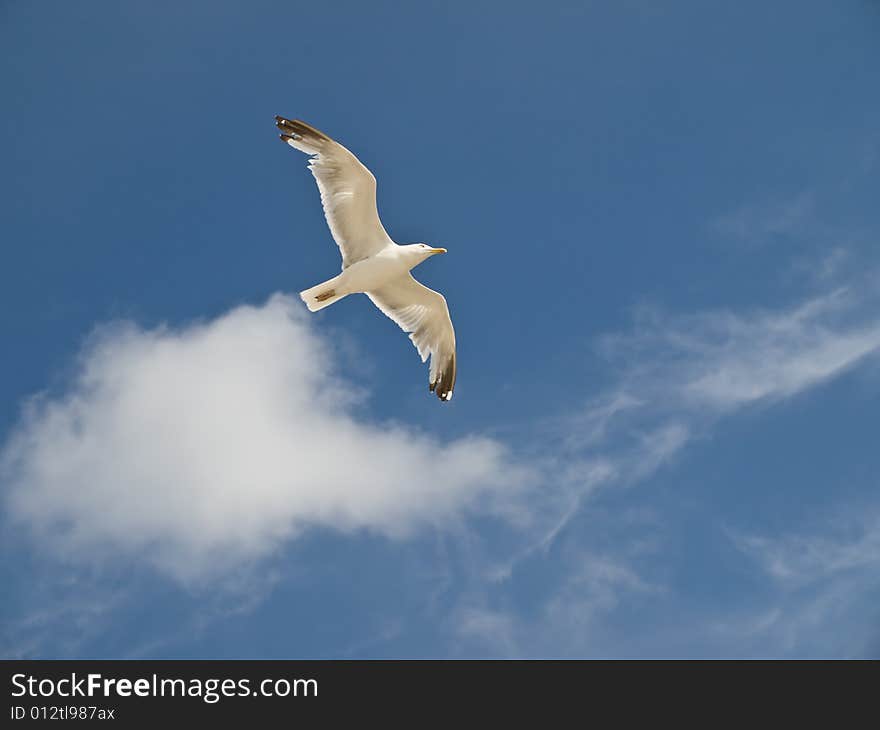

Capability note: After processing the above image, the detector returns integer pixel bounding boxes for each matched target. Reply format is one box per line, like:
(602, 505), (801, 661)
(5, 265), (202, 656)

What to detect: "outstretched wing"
(276, 116), (393, 268)
(367, 274), (457, 402)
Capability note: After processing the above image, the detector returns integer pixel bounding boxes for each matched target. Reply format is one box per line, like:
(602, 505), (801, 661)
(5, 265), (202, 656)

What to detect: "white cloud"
(715, 510), (880, 657)
(5, 264), (880, 656)
(456, 608), (519, 656)
(461, 276), (880, 656)
(592, 288), (878, 452)
(732, 512), (880, 588)
(599, 287), (880, 413)
(454, 273), (880, 606)
(1, 295), (526, 583)
(0, 575), (130, 659)
(532, 284), (880, 531)
(454, 551), (657, 658)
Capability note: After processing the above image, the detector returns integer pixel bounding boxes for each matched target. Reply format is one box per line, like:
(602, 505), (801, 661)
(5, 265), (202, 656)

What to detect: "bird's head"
(405, 243), (447, 263)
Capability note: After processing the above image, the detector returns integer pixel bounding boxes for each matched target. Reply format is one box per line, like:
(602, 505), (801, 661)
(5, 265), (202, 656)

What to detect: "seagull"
(275, 116), (457, 402)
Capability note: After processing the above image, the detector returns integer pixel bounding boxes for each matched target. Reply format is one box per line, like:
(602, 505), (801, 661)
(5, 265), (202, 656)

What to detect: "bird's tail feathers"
(300, 275), (348, 312)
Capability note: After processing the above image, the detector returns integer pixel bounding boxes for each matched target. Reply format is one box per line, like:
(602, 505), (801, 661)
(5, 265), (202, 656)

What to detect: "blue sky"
(2, 0), (879, 658)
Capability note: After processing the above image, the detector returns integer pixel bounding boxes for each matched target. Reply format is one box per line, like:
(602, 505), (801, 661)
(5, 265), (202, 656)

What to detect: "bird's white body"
(301, 244), (440, 309)
(276, 116), (457, 401)
(340, 246), (406, 292)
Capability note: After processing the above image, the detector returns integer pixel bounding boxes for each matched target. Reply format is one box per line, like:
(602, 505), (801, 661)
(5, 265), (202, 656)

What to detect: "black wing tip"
(275, 116), (295, 133)
(430, 352), (456, 402)
(274, 115), (332, 142)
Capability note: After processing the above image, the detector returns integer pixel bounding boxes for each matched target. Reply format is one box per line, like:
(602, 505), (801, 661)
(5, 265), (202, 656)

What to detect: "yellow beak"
(430, 247), (447, 255)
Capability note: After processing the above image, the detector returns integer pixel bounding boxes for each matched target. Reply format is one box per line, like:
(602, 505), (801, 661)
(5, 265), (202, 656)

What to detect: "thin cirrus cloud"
(0, 295), (527, 583)
(549, 280), (880, 503)
(448, 273), (880, 656)
(708, 511), (880, 657)
(732, 512), (880, 588)
(710, 191), (815, 246)
(599, 285), (880, 412)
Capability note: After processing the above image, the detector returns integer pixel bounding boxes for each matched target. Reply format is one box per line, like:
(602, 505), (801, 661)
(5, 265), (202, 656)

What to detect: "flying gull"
(275, 116), (457, 402)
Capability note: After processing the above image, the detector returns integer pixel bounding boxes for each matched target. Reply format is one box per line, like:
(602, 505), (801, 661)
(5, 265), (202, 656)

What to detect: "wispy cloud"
(602, 286), (880, 412)
(540, 279), (880, 528)
(452, 267), (880, 656)
(718, 509), (880, 657)
(711, 191), (815, 246)
(0, 576), (129, 659)
(733, 511), (880, 589)
(454, 548), (659, 658)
